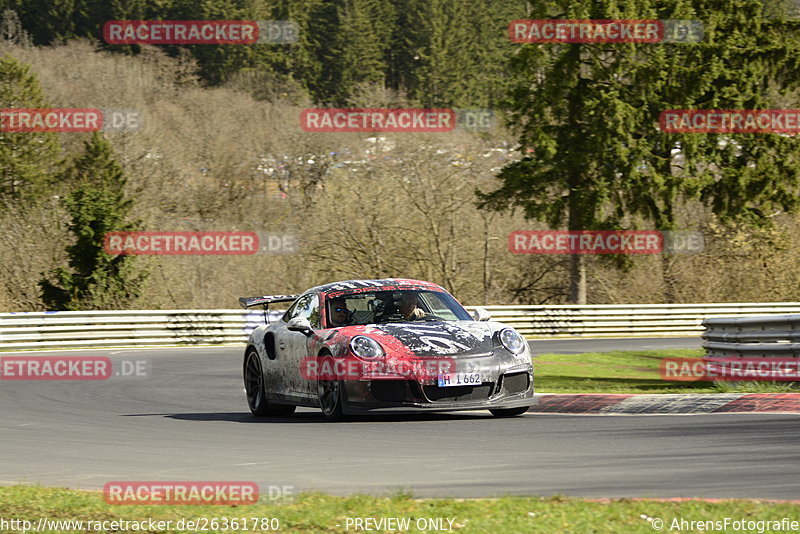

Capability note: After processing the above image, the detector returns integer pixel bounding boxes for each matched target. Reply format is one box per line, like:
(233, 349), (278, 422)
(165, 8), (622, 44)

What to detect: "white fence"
(3, 303), (800, 350)
(485, 303), (800, 338)
(0, 310), (268, 351)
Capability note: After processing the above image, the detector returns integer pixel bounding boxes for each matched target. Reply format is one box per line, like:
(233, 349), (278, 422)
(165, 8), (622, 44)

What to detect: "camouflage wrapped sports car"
(240, 278), (535, 420)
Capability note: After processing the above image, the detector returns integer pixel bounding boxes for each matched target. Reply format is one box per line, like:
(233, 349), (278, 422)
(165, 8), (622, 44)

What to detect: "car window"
(418, 292), (464, 321)
(282, 293), (320, 328)
(324, 289), (471, 326)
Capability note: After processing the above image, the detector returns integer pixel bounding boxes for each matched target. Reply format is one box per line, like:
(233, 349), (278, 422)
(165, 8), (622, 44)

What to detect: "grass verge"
(1, 485), (798, 534)
(534, 349), (800, 394)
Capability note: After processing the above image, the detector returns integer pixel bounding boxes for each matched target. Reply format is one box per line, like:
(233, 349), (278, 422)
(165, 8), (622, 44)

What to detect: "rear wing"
(238, 294), (300, 309)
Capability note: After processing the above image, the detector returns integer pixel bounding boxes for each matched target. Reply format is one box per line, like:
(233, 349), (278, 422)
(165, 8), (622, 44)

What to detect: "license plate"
(437, 373), (481, 387)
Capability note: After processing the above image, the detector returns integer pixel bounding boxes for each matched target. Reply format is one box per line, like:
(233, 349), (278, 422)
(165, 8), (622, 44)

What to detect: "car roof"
(308, 278), (446, 298)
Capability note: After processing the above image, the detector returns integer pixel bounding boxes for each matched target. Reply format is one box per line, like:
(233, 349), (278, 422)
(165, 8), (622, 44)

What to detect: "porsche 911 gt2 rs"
(239, 278), (535, 420)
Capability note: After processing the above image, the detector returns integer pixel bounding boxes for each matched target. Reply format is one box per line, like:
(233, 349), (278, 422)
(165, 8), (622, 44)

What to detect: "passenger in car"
(399, 292), (426, 320)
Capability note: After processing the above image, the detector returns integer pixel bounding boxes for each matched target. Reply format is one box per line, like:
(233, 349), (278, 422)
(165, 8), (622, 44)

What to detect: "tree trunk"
(661, 253), (678, 304)
(568, 164), (588, 304)
(569, 253), (587, 304)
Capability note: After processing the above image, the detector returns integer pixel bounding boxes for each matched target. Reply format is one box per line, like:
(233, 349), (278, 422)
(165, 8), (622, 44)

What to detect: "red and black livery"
(240, 278), (535, 420)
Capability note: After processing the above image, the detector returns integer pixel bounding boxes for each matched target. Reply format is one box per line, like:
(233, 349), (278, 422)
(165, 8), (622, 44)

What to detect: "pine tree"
(0, 9), (33, 47)
(407, 0), (474, 107)
(39, 133), (147, 310)
(5, 0), (149, 45)
(278, 0), (352, 103)
(479, 0), (800, 303)
(400, 0), (525, 108)
(0, 54), (61, 202)
(331, 0), (394, 104)
(4, 0), (75, 44)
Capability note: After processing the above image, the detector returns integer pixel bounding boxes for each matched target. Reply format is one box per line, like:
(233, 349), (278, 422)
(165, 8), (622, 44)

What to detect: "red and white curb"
(530, 393), (800, 414)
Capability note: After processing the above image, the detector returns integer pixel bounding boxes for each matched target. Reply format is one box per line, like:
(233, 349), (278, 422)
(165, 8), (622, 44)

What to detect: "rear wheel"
(489, 406), (529, 417)
(244, 349), (296, 416)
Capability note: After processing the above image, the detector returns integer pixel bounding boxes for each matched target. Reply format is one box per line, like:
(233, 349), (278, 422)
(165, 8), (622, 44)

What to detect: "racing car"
(239, 278), (535, 420)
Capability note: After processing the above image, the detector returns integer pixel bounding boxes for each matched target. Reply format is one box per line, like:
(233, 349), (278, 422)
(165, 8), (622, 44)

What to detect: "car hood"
(359, 320), (501, 357)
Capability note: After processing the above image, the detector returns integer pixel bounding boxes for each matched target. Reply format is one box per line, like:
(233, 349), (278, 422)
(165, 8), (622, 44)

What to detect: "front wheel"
(489, 406), (529, 417)
(317, 354), (345, 420)
(244, 349), (296, 416)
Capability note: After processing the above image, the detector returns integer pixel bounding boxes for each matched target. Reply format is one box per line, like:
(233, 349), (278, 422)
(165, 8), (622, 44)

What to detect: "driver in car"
(328, 297), (351, 327)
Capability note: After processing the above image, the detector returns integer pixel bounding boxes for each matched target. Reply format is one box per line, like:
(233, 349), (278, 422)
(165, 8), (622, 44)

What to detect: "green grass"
(1, 485), (799, 533)
(534, 349), (800, 394)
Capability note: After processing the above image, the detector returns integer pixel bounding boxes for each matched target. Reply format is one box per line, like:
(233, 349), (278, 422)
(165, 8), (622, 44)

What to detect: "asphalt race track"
(2, 340), (800, 499)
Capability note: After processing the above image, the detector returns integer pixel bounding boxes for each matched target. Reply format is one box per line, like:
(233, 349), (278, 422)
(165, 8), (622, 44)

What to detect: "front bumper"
(340, 362), (535, 414)
(342, 394), (536, 414)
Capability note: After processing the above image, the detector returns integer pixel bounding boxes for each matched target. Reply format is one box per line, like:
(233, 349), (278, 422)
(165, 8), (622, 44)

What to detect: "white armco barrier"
(3, 303), (800, 350)
(702, 314), (800, 358)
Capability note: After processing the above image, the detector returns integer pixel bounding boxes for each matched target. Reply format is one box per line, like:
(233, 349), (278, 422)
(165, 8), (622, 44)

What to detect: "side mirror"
(287, 316), (313, 336)
(472, 307), (491, 322)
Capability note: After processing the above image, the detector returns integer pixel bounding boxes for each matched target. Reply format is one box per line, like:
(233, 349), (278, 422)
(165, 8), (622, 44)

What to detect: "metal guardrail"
(702, 314), (800, 358)
(0, 309), (282, 351)
(485, 303), (800, 338)
(3, 303), (800, 350)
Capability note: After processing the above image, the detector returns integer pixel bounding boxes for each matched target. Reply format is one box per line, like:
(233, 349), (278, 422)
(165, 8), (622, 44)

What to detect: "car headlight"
(499, 328), (526, 355)
(350, 336), (384, 359)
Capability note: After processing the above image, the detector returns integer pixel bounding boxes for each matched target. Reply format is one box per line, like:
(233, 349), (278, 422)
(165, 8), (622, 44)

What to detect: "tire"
(244, 348), (296, 416)
(317, 353), (345, 421)
(489, 406), (529, 417)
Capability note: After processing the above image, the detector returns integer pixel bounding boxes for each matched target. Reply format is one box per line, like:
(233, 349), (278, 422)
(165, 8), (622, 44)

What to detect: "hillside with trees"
(1, 0), (800, 310)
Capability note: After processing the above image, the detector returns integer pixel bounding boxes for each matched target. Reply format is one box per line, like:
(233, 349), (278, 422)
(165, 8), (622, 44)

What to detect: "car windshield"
(325, 289), (472, 327)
